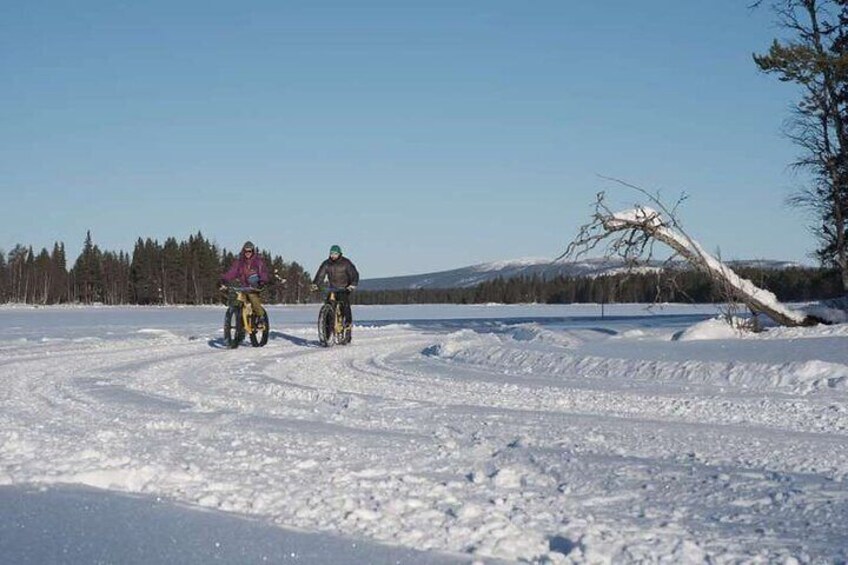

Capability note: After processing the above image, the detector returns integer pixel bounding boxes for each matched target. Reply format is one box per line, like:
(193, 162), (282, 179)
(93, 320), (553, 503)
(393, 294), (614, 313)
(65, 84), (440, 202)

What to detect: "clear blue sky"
(1, 1), (810, 277)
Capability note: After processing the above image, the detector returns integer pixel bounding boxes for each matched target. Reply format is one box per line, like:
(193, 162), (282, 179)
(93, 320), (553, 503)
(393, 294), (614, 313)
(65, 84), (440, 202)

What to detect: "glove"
(346, 285), (356, 292)
(310, 284), (319, 292)
(219, 283), (227, 291)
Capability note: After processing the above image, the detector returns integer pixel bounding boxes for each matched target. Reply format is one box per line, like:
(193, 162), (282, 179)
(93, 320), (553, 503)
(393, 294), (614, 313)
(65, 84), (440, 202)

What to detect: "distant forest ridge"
(353, 267), (843, 305)
(357, 257), (807, 291)
(0, 233), (840, 305)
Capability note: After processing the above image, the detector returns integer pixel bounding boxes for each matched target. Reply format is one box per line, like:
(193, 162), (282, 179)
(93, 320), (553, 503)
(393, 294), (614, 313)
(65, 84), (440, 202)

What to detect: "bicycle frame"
(227, 286), (259, 334)
(326, 291), (344, 336)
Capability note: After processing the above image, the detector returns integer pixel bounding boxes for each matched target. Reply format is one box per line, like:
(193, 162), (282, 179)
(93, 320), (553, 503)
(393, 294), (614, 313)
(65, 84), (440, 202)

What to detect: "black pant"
(334, 290), (352, 326)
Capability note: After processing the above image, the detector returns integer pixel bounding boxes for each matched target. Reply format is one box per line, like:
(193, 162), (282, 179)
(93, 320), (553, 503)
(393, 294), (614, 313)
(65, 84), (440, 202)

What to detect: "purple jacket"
(221, 250), (269, 286)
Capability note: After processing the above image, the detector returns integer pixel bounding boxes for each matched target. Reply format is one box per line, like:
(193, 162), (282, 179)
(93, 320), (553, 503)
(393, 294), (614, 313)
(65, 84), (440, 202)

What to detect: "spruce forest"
(0, 231), (313, 305)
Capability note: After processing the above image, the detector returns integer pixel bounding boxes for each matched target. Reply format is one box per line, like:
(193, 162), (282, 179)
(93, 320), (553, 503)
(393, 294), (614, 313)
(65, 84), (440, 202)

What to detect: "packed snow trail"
(0, 304), (846, 563)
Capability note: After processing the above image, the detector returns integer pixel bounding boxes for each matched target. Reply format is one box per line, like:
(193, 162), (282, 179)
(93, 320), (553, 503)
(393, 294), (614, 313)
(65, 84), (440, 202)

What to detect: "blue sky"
(1, 1), (809, 277)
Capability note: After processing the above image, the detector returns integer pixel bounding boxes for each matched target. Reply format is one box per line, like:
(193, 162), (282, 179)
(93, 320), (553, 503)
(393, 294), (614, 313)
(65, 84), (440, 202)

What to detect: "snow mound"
(424, 326), (581, 362)
(505, 324), (582, 348)
(673, 318), (744, 341)
(422, 329), (499, 359)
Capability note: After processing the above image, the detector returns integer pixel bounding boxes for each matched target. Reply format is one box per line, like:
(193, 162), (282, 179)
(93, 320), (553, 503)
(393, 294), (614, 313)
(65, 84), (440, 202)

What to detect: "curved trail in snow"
(1, 305), (847, 562)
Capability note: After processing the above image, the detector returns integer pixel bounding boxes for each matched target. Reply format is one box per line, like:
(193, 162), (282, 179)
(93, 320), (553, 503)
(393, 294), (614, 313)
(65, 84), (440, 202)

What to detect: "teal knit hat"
(329, 244), (342, 255)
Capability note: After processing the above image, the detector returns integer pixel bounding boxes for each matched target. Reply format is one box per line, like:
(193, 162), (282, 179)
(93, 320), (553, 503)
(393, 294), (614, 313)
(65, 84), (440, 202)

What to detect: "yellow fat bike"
(222, 285), (270, 349)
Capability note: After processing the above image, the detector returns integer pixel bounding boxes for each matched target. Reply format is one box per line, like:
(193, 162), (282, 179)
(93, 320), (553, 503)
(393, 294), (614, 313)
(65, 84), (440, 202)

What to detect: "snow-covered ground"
(1, 303), (847, 563)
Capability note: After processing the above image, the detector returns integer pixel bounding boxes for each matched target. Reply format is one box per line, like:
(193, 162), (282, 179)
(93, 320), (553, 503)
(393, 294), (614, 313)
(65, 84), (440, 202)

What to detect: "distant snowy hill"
(358, 257), (804, 291)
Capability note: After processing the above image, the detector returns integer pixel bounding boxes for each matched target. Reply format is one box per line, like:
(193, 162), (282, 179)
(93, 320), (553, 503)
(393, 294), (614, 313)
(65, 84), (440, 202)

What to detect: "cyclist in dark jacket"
(311, 244), (359, 326)
(221, 241), (269, 318)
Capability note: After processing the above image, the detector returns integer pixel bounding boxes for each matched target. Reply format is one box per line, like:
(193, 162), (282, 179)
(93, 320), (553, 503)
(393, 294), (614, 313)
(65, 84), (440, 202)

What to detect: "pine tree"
(161, 237), (183, 305)
(184, 232), (220, 304)
(755, 0), (848, 292)
(49, 242), (69, 303)
(72, 231), (104, 304)
(33, 248), (51, 304)
(101, 251), (131, 305)
(130, 238), (162, 304)
(7, 245), (29, 302)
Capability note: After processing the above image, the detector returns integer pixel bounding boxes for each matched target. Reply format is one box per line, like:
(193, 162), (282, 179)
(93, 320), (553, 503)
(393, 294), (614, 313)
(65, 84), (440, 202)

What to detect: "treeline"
(353, 267), (845, 305)
(0, 231), (312, 305)
(4, 234), (842, 307)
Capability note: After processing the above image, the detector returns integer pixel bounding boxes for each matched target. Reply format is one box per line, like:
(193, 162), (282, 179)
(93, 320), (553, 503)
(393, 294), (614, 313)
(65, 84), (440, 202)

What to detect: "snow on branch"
(564, 179), (819, 327)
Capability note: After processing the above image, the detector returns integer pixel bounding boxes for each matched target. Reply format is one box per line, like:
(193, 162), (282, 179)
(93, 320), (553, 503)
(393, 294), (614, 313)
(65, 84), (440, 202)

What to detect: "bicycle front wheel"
(249, 312), (270, 347)
(223, 306), (244, 348)
(318, 303), (335, 347)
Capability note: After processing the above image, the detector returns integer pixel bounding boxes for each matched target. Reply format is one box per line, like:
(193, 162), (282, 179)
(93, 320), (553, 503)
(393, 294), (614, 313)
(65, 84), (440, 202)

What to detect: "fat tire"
(249, 312), (270, 347)
(318, 303), (335, 347)
(224, 306), (244, 349)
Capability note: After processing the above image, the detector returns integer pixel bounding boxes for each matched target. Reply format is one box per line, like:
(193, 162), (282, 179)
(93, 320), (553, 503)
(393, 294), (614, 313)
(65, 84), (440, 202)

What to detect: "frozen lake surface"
(1, 303), (846, 563)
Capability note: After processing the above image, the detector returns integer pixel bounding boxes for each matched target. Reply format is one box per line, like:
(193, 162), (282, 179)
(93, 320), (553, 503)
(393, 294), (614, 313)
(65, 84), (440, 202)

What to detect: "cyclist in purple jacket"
(220, 241), (269, 318)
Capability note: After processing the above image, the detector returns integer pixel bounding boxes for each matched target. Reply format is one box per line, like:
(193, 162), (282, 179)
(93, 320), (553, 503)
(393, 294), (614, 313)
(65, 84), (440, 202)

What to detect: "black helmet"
(242, 241), (255, 252)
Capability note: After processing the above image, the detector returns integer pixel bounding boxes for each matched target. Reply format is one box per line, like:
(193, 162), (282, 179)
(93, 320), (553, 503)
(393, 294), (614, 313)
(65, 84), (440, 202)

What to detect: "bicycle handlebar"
(221, 284), (263, 293)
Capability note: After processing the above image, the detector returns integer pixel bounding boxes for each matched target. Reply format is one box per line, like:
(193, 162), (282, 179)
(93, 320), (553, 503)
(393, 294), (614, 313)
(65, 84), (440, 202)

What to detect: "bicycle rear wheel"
(223, 306), (244, 348)
(318, 303), (335, 347)
(249, 312), (270, 347)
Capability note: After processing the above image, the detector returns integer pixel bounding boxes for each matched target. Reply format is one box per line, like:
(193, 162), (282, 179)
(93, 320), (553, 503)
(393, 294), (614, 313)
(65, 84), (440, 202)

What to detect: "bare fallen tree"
(563, 179), (823, 328)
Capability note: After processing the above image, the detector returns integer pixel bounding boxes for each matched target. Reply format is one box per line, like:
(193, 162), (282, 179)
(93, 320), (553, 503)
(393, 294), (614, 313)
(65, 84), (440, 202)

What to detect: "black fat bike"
(318, 287), (352, 347)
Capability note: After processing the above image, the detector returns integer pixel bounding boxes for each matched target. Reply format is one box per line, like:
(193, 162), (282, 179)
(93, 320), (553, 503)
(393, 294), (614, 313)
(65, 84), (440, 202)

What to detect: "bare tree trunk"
(600, 212), (814, 327)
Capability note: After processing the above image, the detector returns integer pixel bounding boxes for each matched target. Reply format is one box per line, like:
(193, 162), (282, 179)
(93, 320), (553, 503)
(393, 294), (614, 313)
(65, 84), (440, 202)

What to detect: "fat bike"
(317, 287), (352, 347)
